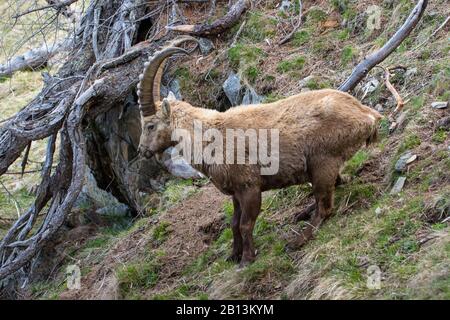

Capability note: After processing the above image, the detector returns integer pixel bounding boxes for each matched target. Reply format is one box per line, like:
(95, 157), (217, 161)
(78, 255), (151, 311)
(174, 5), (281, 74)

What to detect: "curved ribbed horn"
(137, 37), (200, 117)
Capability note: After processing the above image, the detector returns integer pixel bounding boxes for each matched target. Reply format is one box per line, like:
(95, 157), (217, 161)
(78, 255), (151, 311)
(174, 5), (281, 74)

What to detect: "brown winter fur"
(138, 89), (382, 266)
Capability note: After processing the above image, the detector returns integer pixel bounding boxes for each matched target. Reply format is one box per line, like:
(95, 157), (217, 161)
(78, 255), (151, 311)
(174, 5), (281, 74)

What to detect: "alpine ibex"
(137, 38), (382, 266)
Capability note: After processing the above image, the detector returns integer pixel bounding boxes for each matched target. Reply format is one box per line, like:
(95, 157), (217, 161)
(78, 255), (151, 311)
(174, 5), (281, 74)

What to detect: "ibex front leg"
(235, 188), (261, 267)
(227, 195), (243, 263)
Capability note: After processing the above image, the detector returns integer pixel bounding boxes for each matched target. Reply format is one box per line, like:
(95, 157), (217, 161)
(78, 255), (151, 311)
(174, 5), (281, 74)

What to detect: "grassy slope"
(0, 0), (448, 299)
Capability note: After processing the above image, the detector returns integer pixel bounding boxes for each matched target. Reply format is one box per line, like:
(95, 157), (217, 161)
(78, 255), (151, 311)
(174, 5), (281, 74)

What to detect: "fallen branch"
(0, 40), (72, 78)
(339, 0), (428, 92)
(383, 67), (405, 117)
(12, 0), (79, 19)
(279, 0), (303, 45)
(413, 15), (449, 50)
(166, 0), (251, 36)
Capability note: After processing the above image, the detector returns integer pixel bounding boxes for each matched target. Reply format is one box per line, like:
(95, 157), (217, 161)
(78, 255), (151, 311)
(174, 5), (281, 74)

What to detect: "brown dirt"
(60, 184), (227, 300)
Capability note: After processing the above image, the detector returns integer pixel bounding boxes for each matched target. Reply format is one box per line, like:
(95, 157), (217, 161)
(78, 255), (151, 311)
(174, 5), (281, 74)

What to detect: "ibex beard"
(137, 37), (383, 267)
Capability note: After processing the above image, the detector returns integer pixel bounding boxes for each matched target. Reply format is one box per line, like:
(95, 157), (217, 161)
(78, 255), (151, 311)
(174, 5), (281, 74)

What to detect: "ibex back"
(137, 38), (382, 266)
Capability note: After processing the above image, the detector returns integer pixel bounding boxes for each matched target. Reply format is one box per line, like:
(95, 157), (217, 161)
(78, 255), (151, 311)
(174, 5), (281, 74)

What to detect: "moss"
(410, 95), (426, 112)
(304, 78), (332, 90)
(152, 221), (171, 244)
(337, 28), (350, 41)
(341, 45), (356, 66)
(398, 133), (421, 154)
(222, 200), (234, 223)
(433, 129), (448, 144)
(161, 179), (198, 210)
(276, 56), (306, 73)
(245, 65), (261, 83)
(292, 30), (311, 46)
(307, 7), (327, 23)
(344, 150), (370, 176)
(241, 11), (277, 42)
(263, 93), (283, 103)
(240, 238), (294, 283)
(117, 257), (161, 298)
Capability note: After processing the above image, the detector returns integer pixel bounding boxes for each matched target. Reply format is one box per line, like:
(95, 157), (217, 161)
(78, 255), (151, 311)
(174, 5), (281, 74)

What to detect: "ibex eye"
(148, 124), (155, 131)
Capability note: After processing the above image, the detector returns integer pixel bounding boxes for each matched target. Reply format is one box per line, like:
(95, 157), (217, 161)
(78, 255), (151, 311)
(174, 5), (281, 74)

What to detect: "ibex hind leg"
(289, 159), (340, 249)
(293, 173), (345, 222)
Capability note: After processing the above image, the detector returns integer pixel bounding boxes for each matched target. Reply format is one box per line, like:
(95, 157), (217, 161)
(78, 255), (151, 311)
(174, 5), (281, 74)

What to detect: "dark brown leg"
(293, 173), (344, 223)
(336, 173), (350, 186)
(290, 161), (339, 249)
(235, 188), (261, 267)
(227, 195), (243, 263)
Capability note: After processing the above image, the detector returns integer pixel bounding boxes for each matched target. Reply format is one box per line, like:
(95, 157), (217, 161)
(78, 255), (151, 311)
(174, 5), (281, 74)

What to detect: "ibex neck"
(170, 103), (220, 132)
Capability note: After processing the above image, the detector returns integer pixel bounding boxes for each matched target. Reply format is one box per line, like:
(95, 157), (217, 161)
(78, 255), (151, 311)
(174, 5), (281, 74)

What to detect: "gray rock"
(161, 79), (182, 100)
(163, 147), (205, 179)
(279, 0), (292, 12)
(375, 207), (382, 217)
(431, 101), (448, 109)
(363, 78), (380, 94)
(375, 104), (384, 113)
(76, 167), (122, 209)
(298, 75), (315, 89)
(395, 151), (413, 173)
(96, 204), (130, 217)
(198, 38), (215, 55)
(242, 86), (263, 105)
(390, 177), (406, 195)
(405, 67), (417, 79)
(223, 72), (242, 106)
(437, 116), (450, 130)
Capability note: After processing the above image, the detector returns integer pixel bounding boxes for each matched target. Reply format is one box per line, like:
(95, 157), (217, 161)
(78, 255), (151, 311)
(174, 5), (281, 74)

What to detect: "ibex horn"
(137, 37), (200, 117)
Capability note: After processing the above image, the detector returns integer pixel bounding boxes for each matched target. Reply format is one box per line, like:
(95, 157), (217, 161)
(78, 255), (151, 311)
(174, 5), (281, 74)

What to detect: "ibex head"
(137, 37), (198, 159)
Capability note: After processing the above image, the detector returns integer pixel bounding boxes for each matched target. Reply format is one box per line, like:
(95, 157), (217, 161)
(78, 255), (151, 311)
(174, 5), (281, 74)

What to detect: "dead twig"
(20, 142), (32, 178)
(13, 0), (79, 19)
(0, 181), (22, 218)
(413, 16), (449, 50)
(279, 0), (303, 45)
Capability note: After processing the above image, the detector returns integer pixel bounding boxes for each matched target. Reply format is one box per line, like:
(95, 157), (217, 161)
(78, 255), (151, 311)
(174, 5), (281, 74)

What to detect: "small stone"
(406, 154), (417, 165)
(363, 78), (379, 94)
(375, 207), (382, 216)
(395, 151), (413, 172)
(375, 104), (384, 113)
(242, 86), (263, 105)
(279, 0), (292, 12)
(405, 67), (417, 78)
(198, 38), (215, 55)
(223, 72), (242, 106)
(298, 75), (315, 88)
(96, 204), (130, 217)
(437, 116), (450, 130)
(390, 177), (406, 195)
(431, 101), (448, 109)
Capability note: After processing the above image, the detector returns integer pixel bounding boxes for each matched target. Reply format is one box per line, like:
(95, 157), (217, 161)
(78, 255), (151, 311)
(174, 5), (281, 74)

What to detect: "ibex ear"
(161, 98), (171, 118)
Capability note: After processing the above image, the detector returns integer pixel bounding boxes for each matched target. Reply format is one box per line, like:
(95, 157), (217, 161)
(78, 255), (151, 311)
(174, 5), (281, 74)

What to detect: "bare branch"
(12, 0), (79, 20)
(166, 0), (251, 36)
(339, 0), (428, 92)
(279, 0), (303, 45)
